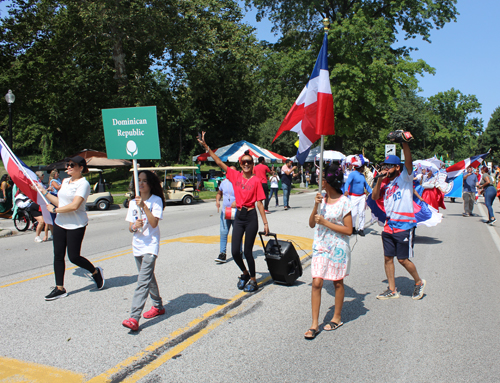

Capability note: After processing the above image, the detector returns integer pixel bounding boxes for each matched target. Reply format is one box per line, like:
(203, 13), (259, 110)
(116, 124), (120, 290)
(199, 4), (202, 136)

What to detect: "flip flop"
(324, 321), (343, 331)
(304, 328), (319, 340)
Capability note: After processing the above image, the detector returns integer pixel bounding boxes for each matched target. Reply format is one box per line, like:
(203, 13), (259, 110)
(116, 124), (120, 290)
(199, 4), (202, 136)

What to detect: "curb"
(0, 229), (13, 238)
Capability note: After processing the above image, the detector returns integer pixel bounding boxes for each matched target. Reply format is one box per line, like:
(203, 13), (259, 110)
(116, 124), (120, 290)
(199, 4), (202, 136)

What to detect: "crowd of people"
(3, 130), (499, 336)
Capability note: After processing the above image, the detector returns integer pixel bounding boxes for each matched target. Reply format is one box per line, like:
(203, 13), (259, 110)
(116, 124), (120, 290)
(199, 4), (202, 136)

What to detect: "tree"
(479, 106), (500, 164)
(426, 88), (482, 161)
(245, 0), (457, 149)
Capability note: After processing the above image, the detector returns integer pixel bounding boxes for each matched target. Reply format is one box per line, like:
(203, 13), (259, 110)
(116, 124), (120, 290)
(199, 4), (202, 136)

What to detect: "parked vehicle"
(124, 166), (199, 207)
(86, 168), (114, 210)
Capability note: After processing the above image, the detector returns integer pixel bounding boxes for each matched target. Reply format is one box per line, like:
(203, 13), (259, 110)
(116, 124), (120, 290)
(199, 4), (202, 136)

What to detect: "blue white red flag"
(0, 135), (53, 224)
(273, 33), (334, 164)
(446, 152), (489, 180)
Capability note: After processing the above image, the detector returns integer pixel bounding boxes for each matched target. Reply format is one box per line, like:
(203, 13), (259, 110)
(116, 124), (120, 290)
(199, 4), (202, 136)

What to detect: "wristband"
(43, 191), (48, 196)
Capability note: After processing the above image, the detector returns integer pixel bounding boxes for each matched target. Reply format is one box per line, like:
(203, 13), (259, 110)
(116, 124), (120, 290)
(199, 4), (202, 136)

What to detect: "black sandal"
(304, 328), (319, 340)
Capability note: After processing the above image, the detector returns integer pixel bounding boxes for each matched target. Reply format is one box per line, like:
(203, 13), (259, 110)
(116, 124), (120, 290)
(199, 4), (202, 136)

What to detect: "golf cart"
(86, 168), (114, 210)
(124, 166), (199, 207)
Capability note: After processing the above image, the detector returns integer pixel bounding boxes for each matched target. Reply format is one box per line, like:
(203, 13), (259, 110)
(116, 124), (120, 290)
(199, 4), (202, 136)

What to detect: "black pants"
(231, 208), (259, 277)
(262, 183), (270, 210)
(53, 223), (95, 286)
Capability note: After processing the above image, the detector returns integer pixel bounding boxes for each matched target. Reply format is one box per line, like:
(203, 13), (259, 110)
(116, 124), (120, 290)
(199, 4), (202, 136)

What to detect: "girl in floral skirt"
(305, 162), (352, 340)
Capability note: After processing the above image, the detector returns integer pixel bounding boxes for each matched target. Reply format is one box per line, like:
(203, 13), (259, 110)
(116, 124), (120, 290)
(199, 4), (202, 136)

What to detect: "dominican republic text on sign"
(102, 106), (160, 160)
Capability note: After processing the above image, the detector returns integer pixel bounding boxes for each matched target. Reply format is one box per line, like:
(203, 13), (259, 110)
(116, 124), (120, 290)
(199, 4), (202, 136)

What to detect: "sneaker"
(462, 213), (470, 217)
(143, 306), (165, 319)
(358, 229), (365, 237)
(237, 274), (250, 290)
(490, 218), (497, 225)
(376, 288), (400, 300)
(243, 279), (259, 292)
(34, 236), (43, 243)
(215, 253), (227, 263)
(265, 210), (270, 213)
(45, 287), (68, 301)
(412, 279), (427, 300)
(48, 235), (53, 240)
(92, 266), (105, 290)
(122, 318), (139, 331)
(352, 228), (358, 235)
(485, 219), (493, 224)
(275, 204), (279, 207)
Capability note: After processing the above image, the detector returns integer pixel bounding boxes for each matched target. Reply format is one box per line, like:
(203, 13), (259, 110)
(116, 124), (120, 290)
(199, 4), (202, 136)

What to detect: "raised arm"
(197, 131), (227, 172)
(402, 142), (412, 176)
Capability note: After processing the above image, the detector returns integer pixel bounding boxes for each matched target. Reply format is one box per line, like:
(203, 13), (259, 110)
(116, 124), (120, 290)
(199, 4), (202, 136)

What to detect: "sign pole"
(132, 159), (143, 231)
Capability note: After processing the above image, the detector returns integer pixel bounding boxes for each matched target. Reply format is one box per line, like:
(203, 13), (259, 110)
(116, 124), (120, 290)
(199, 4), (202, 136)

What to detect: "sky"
(241, 0), (500, 126)
(1, 1), (498, 126)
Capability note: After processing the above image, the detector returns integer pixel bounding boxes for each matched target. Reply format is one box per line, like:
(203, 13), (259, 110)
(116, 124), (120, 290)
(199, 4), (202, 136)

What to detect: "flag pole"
(0, 134), (50, 205)
(318, 135), (325, 192)
(318, 18), (330, 194)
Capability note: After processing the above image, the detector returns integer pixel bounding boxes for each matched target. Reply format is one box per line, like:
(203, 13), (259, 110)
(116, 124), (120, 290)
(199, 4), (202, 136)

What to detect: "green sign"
(102, 106), (160, 160)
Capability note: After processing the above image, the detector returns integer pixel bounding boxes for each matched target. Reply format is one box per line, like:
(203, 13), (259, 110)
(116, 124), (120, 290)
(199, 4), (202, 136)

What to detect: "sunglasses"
(381, 164), (396, 170)
(66, 162), (76, 168)
(241, 160), (253, 166)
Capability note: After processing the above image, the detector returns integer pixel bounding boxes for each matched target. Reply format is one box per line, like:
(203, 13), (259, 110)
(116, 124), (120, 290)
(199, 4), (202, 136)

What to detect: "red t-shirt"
(226, 167), (266, 209)
(253, 163), (271, 184)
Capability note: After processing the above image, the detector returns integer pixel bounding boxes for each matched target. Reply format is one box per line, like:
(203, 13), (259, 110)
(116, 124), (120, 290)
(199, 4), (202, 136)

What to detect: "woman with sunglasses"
(197, 132), (269, 292)
(34, 156), (105, 300)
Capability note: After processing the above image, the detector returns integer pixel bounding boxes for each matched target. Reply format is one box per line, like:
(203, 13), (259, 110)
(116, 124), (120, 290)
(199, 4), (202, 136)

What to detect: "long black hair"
(133, 170), (165, 209)
(325, 162), (344, 194)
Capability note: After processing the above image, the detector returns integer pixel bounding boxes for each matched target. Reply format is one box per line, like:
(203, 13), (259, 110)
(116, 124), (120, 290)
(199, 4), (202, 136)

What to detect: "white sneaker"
(34, 236), (43, 243)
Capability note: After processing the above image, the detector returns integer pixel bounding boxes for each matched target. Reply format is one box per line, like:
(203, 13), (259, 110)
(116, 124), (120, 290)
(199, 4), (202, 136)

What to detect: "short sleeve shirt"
(55, 177), (91, 230)
(379, 167), (416, 233)
(463, 173), (478, 193)
(219, 179), (236, 209)
(254, 164), (271, 184)
(226, 167), (266, 209)
(126, 194), (164, 256)
(281, 165), (293, 186)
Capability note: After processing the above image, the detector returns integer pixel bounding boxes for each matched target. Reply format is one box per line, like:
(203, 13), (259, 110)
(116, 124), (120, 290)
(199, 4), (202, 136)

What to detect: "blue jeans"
(282, 183), (291, 207)
(269, 187), (279, 206)
(220, 211), (234, 254)
(484, 186), (496, 220)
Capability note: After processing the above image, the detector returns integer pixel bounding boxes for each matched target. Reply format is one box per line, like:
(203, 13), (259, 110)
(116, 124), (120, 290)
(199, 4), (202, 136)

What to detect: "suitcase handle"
(258, 231), (281, 255)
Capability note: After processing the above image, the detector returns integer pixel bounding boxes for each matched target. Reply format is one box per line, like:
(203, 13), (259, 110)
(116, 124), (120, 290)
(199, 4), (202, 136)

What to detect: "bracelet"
(131, 226), (138, 233)
(205, 146), (210, 153)
(264, 223), (268, 225)
(43, 191), (48, 196)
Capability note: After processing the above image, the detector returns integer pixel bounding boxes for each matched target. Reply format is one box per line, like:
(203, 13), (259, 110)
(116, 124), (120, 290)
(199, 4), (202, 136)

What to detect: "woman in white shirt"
(36, 156), (105, 301)
(268, 171), (280, 207)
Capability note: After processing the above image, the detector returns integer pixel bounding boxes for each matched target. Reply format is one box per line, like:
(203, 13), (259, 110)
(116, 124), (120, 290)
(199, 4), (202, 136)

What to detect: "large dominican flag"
(273, 33), (334, 164)
(0, 135), (53, 224)
(446, 152), (489, 180)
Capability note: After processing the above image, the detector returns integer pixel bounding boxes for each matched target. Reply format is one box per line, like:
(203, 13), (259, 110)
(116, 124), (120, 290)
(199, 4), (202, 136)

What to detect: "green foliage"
(479, 106), (500, 163)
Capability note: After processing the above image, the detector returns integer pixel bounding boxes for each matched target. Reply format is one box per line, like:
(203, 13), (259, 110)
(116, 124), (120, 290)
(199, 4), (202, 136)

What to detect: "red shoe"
(143, 306), (165, 319)
(122, 318), (139, 331)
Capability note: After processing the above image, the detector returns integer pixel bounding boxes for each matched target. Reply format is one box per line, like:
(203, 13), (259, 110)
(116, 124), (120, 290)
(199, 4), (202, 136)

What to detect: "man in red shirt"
(254, 156), (272, 213)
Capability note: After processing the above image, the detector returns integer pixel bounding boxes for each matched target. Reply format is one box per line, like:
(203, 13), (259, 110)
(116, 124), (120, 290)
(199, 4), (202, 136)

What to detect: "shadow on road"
(413, 235), (442, 244)
(137, 293), (229, 331)
(322, 284), (369, 325)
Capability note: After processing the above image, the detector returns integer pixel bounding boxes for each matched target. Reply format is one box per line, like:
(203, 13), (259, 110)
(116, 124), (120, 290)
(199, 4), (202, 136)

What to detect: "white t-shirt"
(126, 194), (164, 256)
(269, 175), (280, 189)
(55, 177), (91, 230)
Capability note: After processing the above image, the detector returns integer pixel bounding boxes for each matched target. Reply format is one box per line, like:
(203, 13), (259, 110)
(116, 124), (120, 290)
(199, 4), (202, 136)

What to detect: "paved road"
(1, 194), (500, 382)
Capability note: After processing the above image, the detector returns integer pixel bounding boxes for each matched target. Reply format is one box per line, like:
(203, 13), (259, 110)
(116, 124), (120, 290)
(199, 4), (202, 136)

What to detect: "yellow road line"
(1, 234), (312, 290)
(89, 249), (312, 383)
(0, 356), (84, 383)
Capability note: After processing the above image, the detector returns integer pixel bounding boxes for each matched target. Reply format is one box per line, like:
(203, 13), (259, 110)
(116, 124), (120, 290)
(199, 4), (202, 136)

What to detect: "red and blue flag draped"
(273, 33), (334, 165)
(0, 135), (53, 224)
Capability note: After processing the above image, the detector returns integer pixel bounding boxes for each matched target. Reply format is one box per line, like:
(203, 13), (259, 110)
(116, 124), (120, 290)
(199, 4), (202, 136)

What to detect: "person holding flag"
(33, 156), (105, 300)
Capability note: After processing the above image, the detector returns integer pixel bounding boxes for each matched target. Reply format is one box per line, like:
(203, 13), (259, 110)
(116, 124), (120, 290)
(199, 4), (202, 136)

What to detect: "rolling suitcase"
(258, 232), (303, 285)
